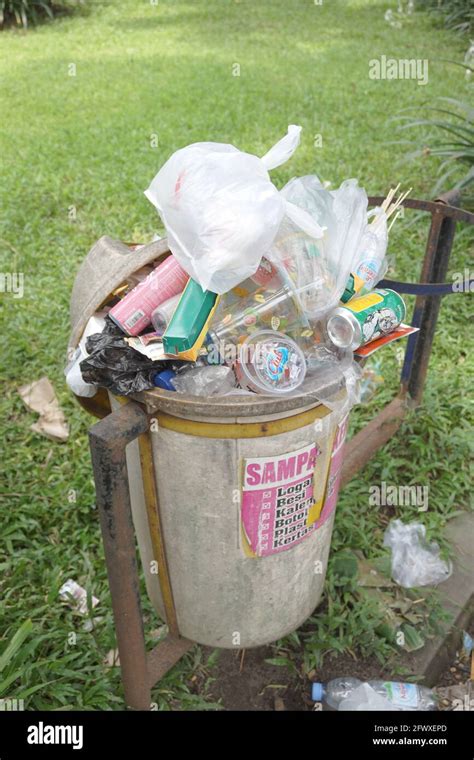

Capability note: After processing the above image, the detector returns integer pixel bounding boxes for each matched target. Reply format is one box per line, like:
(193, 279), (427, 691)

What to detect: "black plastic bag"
(80, 318), (174, 395)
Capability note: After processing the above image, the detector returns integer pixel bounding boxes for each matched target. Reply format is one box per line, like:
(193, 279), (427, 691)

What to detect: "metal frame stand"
(88, 192), (473, 709)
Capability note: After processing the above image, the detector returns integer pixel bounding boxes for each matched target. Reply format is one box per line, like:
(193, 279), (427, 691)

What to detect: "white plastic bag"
(144, 126), (324, 294)
(383, 519), (452, 588)
(268, 175), (368, 319)
(65, 313), (107, 397)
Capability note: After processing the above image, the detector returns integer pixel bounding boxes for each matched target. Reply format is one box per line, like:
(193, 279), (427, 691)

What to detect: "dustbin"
(70, 236), (351, 705)
(112, 392), (349, 648)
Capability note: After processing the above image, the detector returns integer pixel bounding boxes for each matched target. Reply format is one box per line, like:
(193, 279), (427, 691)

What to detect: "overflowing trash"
(384, 519), (453, 588)
(327, 288), (406, 350)
(144, 124), (324, 294)
(311, 677), (437, 711)
(65, 312), (108, 398)
(109, 254), (188, 336)
(68, 126), (418, 405)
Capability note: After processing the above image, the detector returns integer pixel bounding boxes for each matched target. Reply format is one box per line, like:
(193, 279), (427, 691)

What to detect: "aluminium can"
(327, 289), (406, 350)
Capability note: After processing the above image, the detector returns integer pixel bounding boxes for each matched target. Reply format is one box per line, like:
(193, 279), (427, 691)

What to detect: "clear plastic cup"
(209, 279), (314, 362)
(236, 330), (307, 395)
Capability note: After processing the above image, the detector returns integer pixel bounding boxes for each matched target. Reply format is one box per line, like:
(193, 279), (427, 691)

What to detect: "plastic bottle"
(151, 293), (182, 335)
(311, 678), (436, 711)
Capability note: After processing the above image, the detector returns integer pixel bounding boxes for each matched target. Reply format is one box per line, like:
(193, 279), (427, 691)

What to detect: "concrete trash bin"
(113, 391), (349, 649)
(70, 236), (352, 705)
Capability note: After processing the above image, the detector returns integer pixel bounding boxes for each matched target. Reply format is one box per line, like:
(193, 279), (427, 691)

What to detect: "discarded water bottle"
(311, 677), (436, 711)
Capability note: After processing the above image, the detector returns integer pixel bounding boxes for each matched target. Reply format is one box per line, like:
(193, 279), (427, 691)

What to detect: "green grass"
(0, 0), (472, 709)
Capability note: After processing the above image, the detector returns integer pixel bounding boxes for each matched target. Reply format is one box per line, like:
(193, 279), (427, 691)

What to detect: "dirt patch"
(435, 626), (473, 710)
(312, 653), (389, 686)
(204, 645), (392, 710)
(203, 640), (470, 710)
(205, 646), (308, 711)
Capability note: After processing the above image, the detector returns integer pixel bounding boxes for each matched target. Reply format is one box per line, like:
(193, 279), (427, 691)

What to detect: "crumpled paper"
(18, 377), (69, 442)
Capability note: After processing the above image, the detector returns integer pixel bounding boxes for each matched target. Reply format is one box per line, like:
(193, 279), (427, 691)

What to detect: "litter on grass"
(384, 519), (453, 588)
(18, 377), (69, 442)
(59, 579), (99, 617)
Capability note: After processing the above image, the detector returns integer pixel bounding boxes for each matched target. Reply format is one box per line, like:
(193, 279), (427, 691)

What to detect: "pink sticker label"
(241, 443), (321, 557)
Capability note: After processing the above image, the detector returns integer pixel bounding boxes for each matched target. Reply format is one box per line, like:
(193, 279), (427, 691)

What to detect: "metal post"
(89, 402), (151, 710)
(402, 190), (460, 404)
(89, 401), (194, 708)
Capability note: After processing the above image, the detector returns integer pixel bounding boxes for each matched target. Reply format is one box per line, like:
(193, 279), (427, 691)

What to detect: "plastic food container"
(236, 330), (307, 395)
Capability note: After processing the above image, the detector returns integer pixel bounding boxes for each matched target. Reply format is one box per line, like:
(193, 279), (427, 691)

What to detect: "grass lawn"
(0, 0), (472, 709)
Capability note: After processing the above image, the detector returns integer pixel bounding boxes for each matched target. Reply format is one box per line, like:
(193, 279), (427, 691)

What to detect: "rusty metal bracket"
(89, 401), (193, 710)
(342, 191), (474, 479)
(369, 190), (472, 406)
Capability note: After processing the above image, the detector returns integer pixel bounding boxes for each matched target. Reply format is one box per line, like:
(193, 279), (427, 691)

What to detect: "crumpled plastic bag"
(144, 126), (325, 294)
(339, 683), (399, 711)
(301, 351), (361, 421)
(172, 365), (236, 396)
(80, 318), (174, 395)
(269, 175), (368, 319)
(65, 312), (107, 398)
(383, 519), (453, 588)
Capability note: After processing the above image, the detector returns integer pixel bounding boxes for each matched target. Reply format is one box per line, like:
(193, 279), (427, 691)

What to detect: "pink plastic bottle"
(110, 255), (189, 336)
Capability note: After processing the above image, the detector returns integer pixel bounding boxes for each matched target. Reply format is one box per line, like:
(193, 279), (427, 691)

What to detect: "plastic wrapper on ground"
(383, 519), (453, 588)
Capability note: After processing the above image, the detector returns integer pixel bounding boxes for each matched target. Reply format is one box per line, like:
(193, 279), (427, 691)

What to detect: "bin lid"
(68, 236), (169, 351)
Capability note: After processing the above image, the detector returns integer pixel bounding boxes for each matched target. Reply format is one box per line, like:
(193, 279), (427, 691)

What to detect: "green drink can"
(327, 289), (406, 350)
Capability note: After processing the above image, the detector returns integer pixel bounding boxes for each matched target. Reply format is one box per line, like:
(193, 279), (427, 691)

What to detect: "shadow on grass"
(107, 0), (371, 44)
(0, 1), (92, 32)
